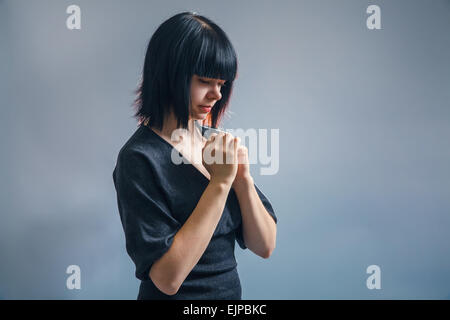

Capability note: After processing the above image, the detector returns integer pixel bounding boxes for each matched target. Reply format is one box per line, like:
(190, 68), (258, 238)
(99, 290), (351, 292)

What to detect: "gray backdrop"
(1, 0), (449, 299)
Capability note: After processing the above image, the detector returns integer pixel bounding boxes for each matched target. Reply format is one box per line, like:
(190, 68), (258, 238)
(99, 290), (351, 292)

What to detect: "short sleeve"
(235, 183), (277, 250)
(113, 149), (181, 281)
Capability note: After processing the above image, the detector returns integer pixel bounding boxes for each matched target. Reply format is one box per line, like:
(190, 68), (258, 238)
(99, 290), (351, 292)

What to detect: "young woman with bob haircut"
(113, 11), (277, 300)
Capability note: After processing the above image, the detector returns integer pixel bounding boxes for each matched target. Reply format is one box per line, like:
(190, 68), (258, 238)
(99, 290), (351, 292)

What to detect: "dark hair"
(133, 12), (238, 130)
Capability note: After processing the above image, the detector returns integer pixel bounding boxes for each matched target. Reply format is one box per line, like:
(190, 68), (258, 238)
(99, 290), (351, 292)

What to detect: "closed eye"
(199, 78), (226, 87)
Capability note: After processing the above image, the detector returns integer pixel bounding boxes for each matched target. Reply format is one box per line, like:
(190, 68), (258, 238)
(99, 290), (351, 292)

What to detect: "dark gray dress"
(112, 123), (277, 300)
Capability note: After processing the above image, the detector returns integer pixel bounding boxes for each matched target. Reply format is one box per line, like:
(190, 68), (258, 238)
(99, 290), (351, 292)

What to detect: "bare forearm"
(150, 179), (232, 295)
(233, 177), (277, 258)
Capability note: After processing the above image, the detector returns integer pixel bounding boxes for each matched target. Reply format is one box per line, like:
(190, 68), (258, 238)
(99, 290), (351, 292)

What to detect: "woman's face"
(189, 74), (226, 120)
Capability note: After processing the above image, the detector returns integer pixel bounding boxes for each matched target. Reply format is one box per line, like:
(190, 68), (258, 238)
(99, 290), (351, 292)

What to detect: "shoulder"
(114, 126), (166, 176)
(119, 125), (166, 157)
(120, 125), (159, 150)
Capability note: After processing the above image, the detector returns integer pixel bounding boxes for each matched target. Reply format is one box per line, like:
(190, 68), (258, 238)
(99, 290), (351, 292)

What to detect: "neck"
(149, 110), (202, 143)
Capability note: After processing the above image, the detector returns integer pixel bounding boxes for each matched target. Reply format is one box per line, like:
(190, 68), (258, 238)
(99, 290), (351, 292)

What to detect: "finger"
(203, 133), (219, 149)
(224, 133), (234, 154)
(233, 138), (240, 163)
(208, 133), (219, 141)
(224, 132), (233, 145)
(209, 132), (225, 154)
(234, 136), (241, 149)
(216, 132), (227, 149)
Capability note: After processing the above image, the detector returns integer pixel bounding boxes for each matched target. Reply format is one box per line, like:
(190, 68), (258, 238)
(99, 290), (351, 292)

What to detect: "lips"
(199, 105), (212, 113)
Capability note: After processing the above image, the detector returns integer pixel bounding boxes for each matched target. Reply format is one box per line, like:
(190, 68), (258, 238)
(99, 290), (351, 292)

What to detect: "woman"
(113, 12), (277, 300)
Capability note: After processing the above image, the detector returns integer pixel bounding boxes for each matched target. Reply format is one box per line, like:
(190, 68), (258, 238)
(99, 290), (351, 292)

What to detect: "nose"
(207, 84), (222, 101)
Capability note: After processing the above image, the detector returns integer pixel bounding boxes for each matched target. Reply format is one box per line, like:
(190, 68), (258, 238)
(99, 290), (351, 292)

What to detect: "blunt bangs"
(191, 27), (237, 82)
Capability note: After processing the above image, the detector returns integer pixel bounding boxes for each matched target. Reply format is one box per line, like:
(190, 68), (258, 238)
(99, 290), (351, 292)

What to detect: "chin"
(195, 114), (207, 120)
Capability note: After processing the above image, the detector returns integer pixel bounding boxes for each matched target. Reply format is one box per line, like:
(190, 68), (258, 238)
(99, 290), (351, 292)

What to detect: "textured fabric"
(112, 123), (277, 300)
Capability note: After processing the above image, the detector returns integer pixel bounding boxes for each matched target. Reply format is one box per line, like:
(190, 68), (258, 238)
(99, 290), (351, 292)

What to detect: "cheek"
(190, 86), (208, 103)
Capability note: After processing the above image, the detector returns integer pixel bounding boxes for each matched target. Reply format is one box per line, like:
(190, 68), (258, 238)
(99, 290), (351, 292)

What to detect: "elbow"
(250, 240), (276, 259)
(261, 250), (272, 259)
(162, 284), (180, 296)
(261, 245), (275, 259)
(260, 220), (277, 259)
(149, 266), (180, 296)
(150, 273), (180, 296)
(165, 280), (182, 296)
(156, 279), (179, 296)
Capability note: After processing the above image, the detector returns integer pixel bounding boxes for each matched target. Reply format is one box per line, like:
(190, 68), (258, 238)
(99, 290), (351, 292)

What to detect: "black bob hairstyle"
(133, 11), (238, 130)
